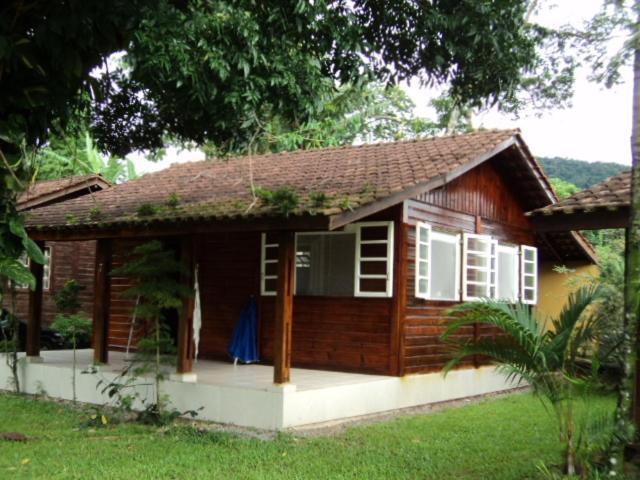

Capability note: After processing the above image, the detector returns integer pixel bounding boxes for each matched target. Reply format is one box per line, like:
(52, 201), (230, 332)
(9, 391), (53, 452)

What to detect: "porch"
(1, 349), (514, 430)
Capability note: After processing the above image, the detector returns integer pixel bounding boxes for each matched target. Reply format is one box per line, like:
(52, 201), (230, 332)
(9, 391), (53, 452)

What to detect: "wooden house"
(11, 130), (597, 429)
(12, 174), (110, 325)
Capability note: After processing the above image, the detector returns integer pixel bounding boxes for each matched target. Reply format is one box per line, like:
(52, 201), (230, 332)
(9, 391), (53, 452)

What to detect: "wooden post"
(93, 239), (112, 364)
(26, 241), (45, 358)
(177, 236), (195, 375)
(273, 231), (295, 384)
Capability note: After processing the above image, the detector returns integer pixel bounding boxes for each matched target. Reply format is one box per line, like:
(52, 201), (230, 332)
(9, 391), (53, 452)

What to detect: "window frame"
(415, 224), (461, 301)
(496, 244), (519, 302)
(520, 245), (538, 305)
(414, 222), (431, 300)
(462, 233), (493, 301)
(352, 221), (394, 298)
(16, 246), (52, 291)
(260, 233), (278, 296)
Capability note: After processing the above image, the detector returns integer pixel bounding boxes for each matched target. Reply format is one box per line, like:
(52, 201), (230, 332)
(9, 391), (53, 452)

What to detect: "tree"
(442, 287), (604, 475)
(36, 130), (137, 184)
(109, 241), (191, 420)
(549, 177), (581, 200)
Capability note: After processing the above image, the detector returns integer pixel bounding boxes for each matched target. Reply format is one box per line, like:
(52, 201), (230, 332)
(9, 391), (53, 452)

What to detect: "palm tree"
(442, 286), (603, 476)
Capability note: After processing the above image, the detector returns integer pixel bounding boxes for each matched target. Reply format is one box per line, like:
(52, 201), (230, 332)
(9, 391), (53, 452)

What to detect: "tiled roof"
(528, 170), (631, 216)
(25, 130), (520, 230)
(18, 174), (111, 211)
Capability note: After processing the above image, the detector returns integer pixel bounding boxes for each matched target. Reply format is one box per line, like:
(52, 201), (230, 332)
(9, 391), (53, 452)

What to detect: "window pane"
(264, 246), (278, 261)
(359, 278), (386, 292)
(466, 269), (487, 283)
(467, 254), (487, 268)
(264, 278), (277, 293)
(361, 260), (387, 275)
(524, 275), (535, 288)
(467, 283), (488, 298)
(497, 250), (517, 301)
(467, 237), (488, 251)
(418, 278), (428, 294)
(296, 234), (356, 296)
(524, 248), (535, 261)
(360, 226), (389, 241)
(523, 289), (535, 301)
(419, 226), (429, 241)
(419, 243), (428, 260)
(431, 238), (457, 300)
(418, 260), (428, 277)
(360, 242), (387, 258)
(264, 261), (278, 276)
(524, 262), (535, 274)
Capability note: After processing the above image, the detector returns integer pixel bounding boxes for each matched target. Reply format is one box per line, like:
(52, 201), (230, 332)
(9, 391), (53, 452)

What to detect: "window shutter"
(489, 239), (498, 299)
(496, 244), (519, 302)
(520, 245), (538, 304)
(260, 233), (279, 296)
(353, 221), (394, 297)
(43, 247), (52, 291)
(415, 222), (431, 299)
(462, 233), (493, 301)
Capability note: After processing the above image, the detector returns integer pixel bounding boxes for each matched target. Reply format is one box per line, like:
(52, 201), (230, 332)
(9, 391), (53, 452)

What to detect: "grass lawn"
(0, 391), (614, 479)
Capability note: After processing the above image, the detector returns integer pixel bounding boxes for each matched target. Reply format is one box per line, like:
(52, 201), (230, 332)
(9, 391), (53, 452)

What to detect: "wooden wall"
(12, 240), (96, 326)
(401, 160), (536, 375)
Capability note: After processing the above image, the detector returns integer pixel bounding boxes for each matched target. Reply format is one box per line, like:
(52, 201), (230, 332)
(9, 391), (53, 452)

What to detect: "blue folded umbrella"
(228, 297), (259, 364)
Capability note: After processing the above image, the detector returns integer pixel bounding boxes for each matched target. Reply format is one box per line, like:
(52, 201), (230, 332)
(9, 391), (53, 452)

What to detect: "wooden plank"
(273, 231), (295, 384)
(26, 241), (45, 357)
(28, 215), (330, 242)
(177, 236), (195, 374)
(390, 220), (407, 375)
(93, 239), (112, 364)
(529, 209), (630, 232)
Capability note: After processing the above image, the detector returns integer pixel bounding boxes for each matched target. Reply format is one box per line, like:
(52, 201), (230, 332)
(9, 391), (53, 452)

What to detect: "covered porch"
(1, 348), (514, 430)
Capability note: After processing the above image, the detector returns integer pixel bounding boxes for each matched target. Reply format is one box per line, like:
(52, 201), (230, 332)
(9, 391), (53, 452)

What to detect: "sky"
(133, 0), (633, 175)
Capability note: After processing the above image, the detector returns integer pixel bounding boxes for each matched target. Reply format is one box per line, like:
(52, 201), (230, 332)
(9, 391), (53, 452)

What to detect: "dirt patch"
(0, 432), (29, 442)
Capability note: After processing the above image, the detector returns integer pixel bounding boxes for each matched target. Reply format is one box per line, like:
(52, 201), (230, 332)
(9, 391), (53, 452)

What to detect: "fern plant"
(442, 286), (608, 476)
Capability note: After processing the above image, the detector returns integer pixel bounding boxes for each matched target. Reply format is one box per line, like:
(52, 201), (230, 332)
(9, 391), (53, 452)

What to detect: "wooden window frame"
(462, 233), (493, 301)
(520, 245), (538, 305)
(352, 221), (394, 298)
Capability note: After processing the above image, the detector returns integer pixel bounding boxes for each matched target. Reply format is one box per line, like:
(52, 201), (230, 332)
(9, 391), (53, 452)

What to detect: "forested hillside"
(538, 157), (628, 188)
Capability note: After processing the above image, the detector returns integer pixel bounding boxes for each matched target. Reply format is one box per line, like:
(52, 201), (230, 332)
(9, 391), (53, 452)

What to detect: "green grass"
(0, 391), (615, 479)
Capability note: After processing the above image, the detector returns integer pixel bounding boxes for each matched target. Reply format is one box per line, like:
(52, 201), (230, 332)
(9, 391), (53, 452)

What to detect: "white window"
(353, 221), (394, 297)
(520, 245), (538, 304)
(462, 233), (493, 301)
(260, 233), (278, 296)
(415, 222), (431, 299)
(16, 246), (51, 291)
(415, 223), (460, 301)
(496, 244), (519, 302)
(295, 232), (356, 296)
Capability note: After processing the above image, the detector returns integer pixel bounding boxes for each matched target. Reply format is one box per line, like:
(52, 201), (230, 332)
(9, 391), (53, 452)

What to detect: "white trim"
(520, 245), (538, 305)
(421, 228), (461, 301)
(415, 222), (431, 299)
(260, 233), (278, 296)
(496, 244), (519, 302)
(462, 233), (493, 301)
(353, 221), (394, 298)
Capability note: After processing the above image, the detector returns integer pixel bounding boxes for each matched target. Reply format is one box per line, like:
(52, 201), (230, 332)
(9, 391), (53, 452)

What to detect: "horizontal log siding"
(402, 160), (536, 374)
(12, 240), (96, 326)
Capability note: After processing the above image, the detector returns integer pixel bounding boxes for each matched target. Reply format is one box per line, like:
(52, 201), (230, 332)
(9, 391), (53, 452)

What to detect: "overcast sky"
(133, 0), (633, 175)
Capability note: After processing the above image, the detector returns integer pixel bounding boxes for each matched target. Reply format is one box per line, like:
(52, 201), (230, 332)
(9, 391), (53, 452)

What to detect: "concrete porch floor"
(0, 349), (516, 430)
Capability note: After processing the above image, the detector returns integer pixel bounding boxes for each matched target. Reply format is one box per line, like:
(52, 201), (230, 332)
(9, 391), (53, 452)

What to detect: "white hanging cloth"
(192, 264), (202, 362)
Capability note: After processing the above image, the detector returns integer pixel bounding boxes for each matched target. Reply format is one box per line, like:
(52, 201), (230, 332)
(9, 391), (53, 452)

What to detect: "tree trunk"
(611, 8), (640, 473)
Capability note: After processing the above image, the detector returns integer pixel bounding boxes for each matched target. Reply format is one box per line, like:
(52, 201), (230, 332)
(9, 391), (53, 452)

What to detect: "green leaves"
(0, 258), (35, 290)
(9, 217), (45, 265)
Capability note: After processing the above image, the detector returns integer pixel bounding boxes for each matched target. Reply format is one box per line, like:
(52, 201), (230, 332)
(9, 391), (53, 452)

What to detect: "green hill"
(538, 157), (628, 189)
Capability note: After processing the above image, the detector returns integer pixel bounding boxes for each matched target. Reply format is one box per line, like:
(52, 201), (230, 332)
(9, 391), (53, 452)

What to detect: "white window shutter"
(462, 233), (493, 301)
(260, 233), (278, 296)
(415, 222), (431, 299)
(353, 221), (394, 297)
(520, 245), (538, 305)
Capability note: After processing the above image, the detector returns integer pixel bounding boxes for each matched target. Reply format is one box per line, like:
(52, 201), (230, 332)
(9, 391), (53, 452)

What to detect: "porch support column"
(273, 231), (295, 384)
(93, 238), (112, 365)
(26, 240), (45, 361)
(174, 236), (196, 382)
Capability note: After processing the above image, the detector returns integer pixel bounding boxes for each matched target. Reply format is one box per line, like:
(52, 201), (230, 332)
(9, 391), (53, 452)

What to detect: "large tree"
(0, 0), (569, 291)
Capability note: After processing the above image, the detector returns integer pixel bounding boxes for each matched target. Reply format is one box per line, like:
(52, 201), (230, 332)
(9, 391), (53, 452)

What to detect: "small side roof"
(527, 170), (631, 232)
(18, 174), (112, 211)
